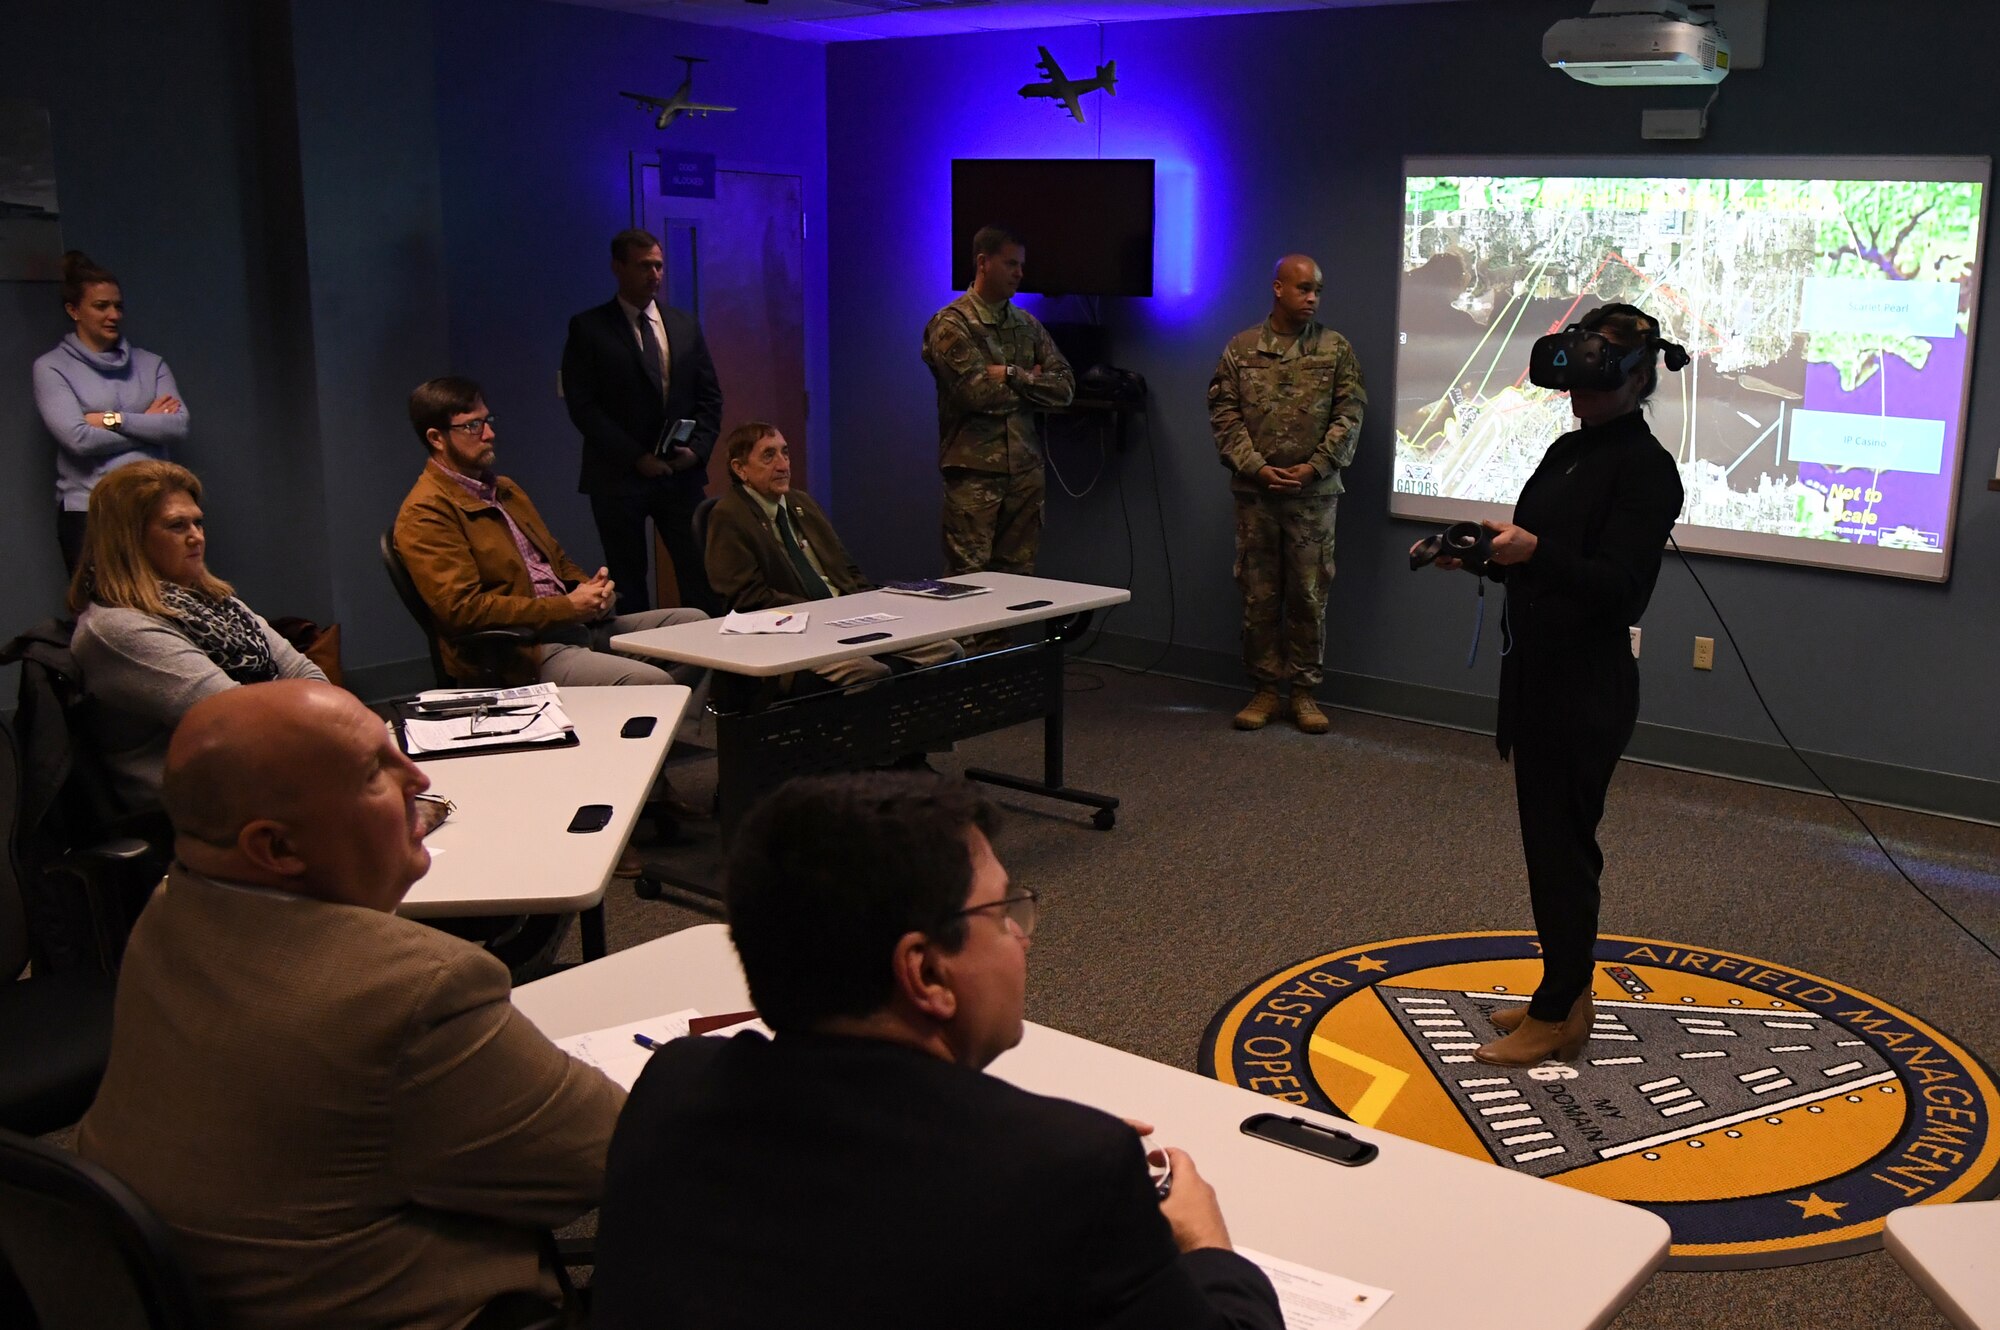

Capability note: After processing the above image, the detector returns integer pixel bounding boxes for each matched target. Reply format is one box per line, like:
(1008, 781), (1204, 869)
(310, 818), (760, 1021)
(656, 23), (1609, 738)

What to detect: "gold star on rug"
(1788, 1193), (1847, 1221)
(1347, 955), (1388, 974)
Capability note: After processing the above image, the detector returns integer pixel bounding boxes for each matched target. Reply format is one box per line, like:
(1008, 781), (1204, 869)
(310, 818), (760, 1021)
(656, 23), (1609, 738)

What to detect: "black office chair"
(0, 1127), (209, 1329)
(0, 715), (123, 1137)
(380, 531), (538, 688)
(691, 494), (720, 558)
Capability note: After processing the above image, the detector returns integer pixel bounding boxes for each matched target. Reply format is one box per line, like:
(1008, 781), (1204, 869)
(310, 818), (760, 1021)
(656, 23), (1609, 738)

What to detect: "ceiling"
(551, 0), (1473, 44)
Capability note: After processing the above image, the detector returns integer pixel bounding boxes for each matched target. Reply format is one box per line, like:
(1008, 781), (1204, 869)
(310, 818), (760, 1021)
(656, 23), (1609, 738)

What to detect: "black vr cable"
(1668, 535), (2000, 967)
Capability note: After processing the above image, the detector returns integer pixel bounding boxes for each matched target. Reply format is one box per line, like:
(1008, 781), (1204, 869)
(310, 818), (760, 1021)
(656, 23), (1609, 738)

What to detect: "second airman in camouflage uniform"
(1208, 254), (1367, 734)
(922, 225), (1075, 577)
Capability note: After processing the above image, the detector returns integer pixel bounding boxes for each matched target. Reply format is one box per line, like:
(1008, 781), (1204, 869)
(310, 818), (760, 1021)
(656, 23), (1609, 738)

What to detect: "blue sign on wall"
(660, 152), (716, 198)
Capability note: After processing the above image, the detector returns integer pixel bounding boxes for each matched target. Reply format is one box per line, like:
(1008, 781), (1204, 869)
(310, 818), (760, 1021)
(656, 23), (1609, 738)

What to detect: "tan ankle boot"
(1233, 689), (1283, 730)
(1291, 692), (1330, 734)
(1473, 994), (1592, 1066)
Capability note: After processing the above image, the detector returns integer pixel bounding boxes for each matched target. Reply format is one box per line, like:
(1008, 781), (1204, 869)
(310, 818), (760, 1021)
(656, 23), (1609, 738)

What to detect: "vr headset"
(1528, 303), (1690, 393)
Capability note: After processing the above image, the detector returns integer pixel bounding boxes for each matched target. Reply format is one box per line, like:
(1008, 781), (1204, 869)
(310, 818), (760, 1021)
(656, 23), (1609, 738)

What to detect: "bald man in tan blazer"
(78, 681), (624, 1330)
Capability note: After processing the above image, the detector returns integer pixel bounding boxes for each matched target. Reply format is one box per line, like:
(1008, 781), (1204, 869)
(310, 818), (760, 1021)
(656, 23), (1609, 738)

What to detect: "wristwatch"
(102, 411), (123, 430)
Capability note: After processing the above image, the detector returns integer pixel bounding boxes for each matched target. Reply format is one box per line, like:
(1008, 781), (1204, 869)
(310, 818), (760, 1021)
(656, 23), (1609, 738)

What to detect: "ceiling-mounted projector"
(1544, 1), (1731, 86)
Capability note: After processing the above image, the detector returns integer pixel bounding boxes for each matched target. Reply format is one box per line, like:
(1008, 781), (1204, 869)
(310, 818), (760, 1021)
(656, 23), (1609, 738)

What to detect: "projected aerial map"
(1391, 164), (1988, 580)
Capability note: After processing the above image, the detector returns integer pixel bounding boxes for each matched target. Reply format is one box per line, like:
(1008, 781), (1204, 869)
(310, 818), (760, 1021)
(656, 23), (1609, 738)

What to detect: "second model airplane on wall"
(620, 56), (735, 130)
(1018, 45), (1117, 124)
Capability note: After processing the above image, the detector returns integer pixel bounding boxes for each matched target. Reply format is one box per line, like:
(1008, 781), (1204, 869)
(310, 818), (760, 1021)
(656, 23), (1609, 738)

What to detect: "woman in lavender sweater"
(33, 251), (191, 572)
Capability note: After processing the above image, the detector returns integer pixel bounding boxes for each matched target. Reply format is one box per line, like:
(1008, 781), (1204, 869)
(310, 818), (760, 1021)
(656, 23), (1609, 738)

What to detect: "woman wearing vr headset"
(1416, 303), (1686, 1066)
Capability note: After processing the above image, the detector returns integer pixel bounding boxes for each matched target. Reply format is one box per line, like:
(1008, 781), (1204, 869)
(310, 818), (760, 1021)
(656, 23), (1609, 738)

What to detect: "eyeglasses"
(448, 415), (498, 434)
(937, 888), (1039, 939)
(450, 701), (548, 741)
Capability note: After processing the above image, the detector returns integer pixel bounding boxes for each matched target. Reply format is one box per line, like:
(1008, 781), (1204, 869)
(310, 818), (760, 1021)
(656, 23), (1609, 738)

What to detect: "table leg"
(964, 617), (1120, 830)
(580, 903), (606, 961)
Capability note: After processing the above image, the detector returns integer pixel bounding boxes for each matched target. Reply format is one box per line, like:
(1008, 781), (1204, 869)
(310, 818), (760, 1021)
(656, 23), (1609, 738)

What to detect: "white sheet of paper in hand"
(719, 609), (809, 634)
(555, 1008), (701, 1089)
(1235, 1247), (1393, 1329)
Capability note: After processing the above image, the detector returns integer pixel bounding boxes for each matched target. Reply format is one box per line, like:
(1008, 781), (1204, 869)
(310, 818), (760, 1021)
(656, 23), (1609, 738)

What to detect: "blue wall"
(2, 0), (828, 692)
(825, 0), (2000, 794)
(430, 0), (830, 577)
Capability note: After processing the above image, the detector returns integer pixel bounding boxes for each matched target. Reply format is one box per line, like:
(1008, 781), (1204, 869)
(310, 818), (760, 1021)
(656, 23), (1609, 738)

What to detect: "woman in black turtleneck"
(1425, 304), (1687, 1067)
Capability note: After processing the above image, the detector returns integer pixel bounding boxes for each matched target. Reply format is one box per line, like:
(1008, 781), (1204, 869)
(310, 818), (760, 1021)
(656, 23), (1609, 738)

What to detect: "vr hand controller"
(1409, 521), (1494, 574)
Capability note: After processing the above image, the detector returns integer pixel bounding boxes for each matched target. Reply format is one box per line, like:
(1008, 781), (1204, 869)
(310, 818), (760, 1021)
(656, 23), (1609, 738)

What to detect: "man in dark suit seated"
(707, 419), (960, 689)
(77, 680), (624, 1330)
(560, 227), (724, 615)
(591, 772), (1284, 1330)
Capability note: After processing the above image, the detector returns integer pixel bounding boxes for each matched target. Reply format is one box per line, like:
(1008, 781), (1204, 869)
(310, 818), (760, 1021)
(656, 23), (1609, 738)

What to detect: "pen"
(774, 614), (793, 626)
(632, 1033), (666, 1051)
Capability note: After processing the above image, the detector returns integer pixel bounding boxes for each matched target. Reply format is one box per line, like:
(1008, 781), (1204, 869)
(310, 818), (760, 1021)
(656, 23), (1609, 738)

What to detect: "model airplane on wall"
(1018, 45), (1117, 124)
(620, 56), (735, 130)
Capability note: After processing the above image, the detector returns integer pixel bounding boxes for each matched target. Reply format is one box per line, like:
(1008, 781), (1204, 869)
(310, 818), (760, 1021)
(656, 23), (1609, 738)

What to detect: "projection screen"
(1391, 156), (1990, 581)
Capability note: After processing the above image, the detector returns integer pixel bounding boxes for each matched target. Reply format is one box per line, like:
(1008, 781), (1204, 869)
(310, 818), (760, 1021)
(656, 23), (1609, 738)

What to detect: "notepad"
(720, 609), (809, 634)
(880, 579), (991, 600)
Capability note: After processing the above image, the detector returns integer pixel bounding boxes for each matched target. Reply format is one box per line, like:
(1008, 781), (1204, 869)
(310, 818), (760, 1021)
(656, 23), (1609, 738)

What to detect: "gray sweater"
(73, 603), (326, 811)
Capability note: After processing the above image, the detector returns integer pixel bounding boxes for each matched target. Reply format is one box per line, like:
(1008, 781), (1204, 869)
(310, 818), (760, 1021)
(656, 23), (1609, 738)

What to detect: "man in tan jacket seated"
(394, 375), (705, 688)
(707, 420), (960, 691)
(77, 680), (625, 1330)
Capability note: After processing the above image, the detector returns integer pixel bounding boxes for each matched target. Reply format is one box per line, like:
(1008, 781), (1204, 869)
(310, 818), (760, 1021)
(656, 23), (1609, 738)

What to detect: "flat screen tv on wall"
(951, 158), (1154, 297)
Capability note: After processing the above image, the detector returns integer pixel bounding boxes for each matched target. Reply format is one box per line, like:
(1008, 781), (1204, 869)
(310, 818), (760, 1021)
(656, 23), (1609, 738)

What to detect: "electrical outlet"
(1629, 626), (1641, 658)
(1693, 636), (1715, 671)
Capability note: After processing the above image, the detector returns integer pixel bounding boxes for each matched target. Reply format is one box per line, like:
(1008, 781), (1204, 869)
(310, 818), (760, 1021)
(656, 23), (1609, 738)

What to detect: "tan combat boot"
(1232, 688), (1283, 730)
(1291, 690), (1330, 735)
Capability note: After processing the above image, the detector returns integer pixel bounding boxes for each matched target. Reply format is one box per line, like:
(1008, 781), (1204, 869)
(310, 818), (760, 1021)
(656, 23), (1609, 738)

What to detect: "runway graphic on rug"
(1201, 932), (1999, 1268)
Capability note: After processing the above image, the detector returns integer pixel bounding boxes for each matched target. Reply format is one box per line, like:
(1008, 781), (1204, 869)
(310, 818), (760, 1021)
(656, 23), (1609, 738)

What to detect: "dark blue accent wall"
(825, 0), (2000, 792)
(430, 0), (830, 571)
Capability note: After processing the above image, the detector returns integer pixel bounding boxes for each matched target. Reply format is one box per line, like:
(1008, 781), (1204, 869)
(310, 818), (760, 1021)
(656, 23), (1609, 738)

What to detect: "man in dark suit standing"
(560, 228), (723, 615)
(592, 772), (1284, 1330)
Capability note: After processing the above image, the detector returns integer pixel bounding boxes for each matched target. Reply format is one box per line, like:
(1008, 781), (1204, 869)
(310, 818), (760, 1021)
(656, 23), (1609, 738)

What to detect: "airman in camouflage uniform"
(923, 226), (1075, 577)
(1208, 254), (1367, 734)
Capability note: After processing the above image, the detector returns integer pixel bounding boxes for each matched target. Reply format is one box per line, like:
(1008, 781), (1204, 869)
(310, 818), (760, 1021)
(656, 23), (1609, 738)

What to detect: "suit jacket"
(560, 297), (723, 499)
(1488, 409), (1684, 758)
(592, 1031), (1284, 1330)
(76, 867), (625, 1330)
(705, 483), (870, 612)
(394, 463), (593, 686)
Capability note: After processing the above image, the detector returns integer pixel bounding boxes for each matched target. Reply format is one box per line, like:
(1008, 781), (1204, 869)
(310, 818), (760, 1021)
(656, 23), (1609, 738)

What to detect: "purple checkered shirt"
(432, 461), (568, 599)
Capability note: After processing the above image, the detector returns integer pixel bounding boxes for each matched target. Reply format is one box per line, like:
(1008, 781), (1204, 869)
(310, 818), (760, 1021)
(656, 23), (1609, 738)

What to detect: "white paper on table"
(700, 1013), (773, 1039)
(401, 699), (575, 755)
(554, 1008), (701, 1089)
(1236, 1247), (1393, 1329)
(828, 611), (902, 628)
(720, 609), (809, 634)
(415, 682), (560, 707)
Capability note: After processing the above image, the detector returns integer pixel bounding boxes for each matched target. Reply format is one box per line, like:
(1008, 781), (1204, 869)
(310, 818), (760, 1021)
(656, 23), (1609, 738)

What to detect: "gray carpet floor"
(598, 663), (2000, 1330)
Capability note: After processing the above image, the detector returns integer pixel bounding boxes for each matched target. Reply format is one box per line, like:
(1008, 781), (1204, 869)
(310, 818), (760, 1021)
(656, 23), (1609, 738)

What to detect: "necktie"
(636, 307), (666, 400)
(775, 504), (833, 600)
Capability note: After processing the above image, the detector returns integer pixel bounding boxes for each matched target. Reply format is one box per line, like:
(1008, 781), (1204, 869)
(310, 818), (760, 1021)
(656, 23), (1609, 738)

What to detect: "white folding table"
(610, 572), (1132, 838)
(397, 684), (687, 958)
(513, 925), (1671, 1330)
(1886, 1199), (2000, 1329)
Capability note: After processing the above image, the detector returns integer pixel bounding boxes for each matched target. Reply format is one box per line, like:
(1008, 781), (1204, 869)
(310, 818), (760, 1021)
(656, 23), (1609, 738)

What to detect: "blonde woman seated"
(706, 422), (961, 691)
(70, 460), (325, 812)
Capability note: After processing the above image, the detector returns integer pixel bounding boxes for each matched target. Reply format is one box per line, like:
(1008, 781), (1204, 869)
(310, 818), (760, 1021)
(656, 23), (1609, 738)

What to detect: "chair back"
(380, 531), (454, 687)
(692, 494), (720, 557)
(0, 717), (30, 982)
(0, 625), (156, 974)
(0, 1127), (209, 1330)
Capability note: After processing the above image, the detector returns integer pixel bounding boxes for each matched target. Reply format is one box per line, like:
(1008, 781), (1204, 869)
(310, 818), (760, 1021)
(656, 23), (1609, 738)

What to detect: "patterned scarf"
(159, 583), (279, 684)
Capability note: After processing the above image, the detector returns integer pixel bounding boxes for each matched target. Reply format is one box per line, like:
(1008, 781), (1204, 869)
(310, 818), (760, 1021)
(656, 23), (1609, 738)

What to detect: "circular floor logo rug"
(1200, 932), (2000, 1269)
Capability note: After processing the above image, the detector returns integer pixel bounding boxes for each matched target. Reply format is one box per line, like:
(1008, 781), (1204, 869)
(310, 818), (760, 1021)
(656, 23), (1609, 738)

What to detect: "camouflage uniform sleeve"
(923, 310), (1017, 416)
(1207, 344), (1264, 478)
(1309, 339), (1368, 479)
(1012, 323), (1075, 408)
